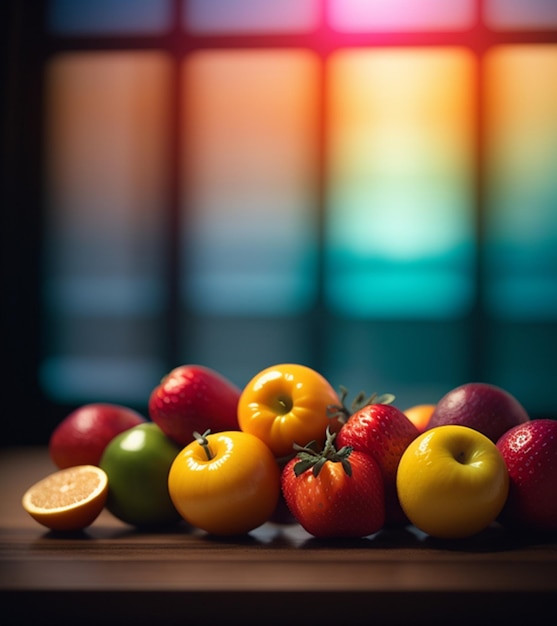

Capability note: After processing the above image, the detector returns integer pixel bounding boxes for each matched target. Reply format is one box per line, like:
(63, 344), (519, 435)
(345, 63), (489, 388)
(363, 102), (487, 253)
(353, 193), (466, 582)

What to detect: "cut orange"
(22, 465), (108, 531)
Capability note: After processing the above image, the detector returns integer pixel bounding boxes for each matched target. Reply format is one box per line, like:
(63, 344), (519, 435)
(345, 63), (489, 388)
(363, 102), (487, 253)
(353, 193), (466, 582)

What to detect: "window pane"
(184, 0), (319, 33)
(182, 318), (313, 389)
(323, 320), (471, 412)
(485, 0), (557, 29)
(484, 45), (557, 320)
(329, 0), (474, 32)
(485, 321), (557, 417)
(181, 50), (319, 315)
(42, 52), (170, 402)
(48, 0), (172, 35)
(326, 48), (475, 318)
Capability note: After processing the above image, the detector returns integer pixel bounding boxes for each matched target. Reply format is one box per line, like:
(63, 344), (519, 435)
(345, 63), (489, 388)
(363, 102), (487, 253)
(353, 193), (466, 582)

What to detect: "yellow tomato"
(168, 430), (280, 536)
(237, 363), (342, 458)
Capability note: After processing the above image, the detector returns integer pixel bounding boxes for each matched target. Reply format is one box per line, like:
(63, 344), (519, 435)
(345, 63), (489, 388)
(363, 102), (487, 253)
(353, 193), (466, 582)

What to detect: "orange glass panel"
(484, 45), (557, 319)
(42, 52), (170, 401)
(181, 50), (319, 315)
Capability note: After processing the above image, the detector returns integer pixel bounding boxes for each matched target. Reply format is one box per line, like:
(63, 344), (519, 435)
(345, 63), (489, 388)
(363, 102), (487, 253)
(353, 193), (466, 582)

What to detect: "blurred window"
(48, 0), (173, 34)
(40, 0), (557, 415)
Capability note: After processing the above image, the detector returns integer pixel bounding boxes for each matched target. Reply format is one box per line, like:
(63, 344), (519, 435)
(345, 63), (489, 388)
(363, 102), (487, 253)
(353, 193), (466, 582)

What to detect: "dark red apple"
(49, 403), (147, 469)
(148, 364), (241, 446)
(496, 419), (557, 532)
(426, 382), (530, 443)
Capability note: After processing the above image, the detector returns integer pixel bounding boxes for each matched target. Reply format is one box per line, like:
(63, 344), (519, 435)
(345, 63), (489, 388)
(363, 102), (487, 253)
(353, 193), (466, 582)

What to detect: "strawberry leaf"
(292, 427), (353, 478)
(327, 387), (396, 423)
(293, 458), (317, 477)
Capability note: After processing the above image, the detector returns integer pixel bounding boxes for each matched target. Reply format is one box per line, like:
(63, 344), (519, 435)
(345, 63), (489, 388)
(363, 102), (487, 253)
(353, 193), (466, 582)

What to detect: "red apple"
(426, 382), (530, 443)
(49, 403), (147, 469)
(496, 419), (557, 532)
(148, 364), (241, 446)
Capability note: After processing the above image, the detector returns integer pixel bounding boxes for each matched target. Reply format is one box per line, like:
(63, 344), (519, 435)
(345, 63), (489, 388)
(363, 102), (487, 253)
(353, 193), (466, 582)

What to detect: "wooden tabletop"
(1, 446), (556, 625)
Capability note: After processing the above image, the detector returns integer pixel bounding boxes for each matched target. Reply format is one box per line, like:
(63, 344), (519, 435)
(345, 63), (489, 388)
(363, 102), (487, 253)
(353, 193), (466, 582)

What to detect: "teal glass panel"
(329, 0), (474, 32)
(326, 48), (475, 318)
(48, 0), (172, 35)
(41, 52), (170, 402)
(184, 0), (319, 33)
(485, 0), (557, 29)
(484, 45), (557, 320)
(181, 51), (319, 315)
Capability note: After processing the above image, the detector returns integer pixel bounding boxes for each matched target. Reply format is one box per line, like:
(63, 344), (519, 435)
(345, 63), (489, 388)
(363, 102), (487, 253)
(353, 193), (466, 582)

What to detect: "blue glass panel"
(48, 0), (172, 35)
(184, 0), (319, 33)
(486, 0), (557, 29)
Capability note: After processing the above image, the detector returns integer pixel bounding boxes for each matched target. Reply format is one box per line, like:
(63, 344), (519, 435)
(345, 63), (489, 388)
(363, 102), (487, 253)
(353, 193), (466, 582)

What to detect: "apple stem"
(193, 429), (213, 461)
(456, 451), (466, 464)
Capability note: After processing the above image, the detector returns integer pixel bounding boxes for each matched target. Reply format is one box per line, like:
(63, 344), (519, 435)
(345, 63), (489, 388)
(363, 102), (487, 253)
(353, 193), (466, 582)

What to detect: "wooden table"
(1, 447), (556, 625)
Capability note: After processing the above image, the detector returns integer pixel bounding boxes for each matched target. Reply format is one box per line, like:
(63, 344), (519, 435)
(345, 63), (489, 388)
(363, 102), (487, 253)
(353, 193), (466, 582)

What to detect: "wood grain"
(1, 447), (556, 625)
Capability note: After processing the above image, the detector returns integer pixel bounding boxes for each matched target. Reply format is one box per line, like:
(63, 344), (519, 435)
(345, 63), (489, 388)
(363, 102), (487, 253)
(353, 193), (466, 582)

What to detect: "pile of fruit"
(22, 363), (557, 540)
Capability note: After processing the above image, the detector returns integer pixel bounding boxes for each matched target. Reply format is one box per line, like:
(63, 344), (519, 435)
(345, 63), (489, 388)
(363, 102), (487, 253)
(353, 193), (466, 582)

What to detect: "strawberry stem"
(292, 427), (353, 478)
(326, 385), (396, 423)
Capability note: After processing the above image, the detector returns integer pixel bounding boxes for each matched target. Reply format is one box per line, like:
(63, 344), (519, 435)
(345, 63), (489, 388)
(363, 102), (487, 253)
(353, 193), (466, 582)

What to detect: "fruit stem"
(326, 385), (396, 424)
(193, 429), (213, 461)
(292, 427), (353, 478)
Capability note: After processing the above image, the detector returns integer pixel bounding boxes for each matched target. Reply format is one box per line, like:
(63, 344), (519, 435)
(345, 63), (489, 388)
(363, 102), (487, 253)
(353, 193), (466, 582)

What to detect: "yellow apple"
(396, 424), (509, 539)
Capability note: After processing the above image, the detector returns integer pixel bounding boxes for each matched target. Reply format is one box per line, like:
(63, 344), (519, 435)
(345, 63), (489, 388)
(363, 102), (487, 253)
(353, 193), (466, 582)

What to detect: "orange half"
(22, 465), (108, 531)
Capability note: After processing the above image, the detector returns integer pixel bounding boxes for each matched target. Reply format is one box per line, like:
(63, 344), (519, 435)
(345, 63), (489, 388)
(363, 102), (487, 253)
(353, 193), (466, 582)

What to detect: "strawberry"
(281, 428), (385, 538)
(148, 364), (241, 446)
(496, 419), (557, 532)
(330, 388), (420, 526)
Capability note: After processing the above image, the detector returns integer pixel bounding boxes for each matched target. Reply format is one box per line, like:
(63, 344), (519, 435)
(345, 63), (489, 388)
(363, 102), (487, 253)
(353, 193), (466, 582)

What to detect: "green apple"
(100, 422), (182, 527)
(396, 424), (509, 539)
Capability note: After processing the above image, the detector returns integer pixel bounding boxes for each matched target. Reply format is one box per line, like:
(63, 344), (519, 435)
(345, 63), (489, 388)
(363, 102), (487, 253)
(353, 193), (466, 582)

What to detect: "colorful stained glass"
(326, 48), (475, 318)
(42, 52), (170, 401)
(181, 50), (319, 315)
(184, 0), (319, 33)
(48, 0), (172, 34)
(328, 0), (474, 32)
(485, 0), (557, 29)
(484, 45), (557, 319)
